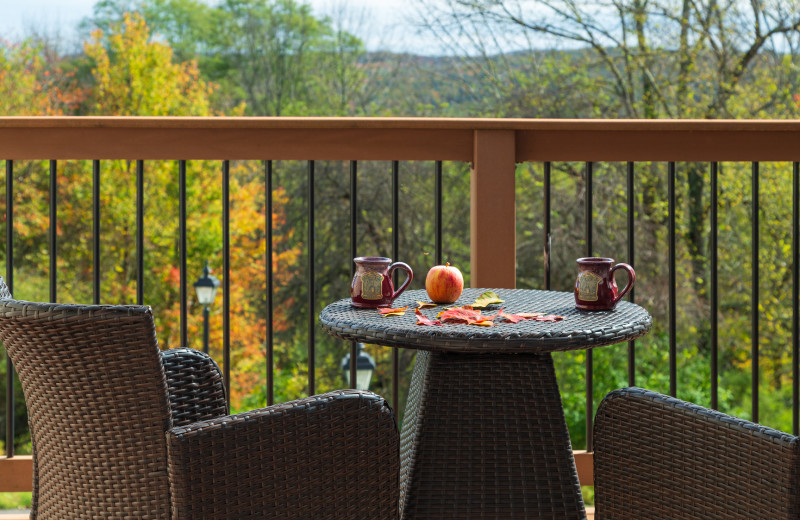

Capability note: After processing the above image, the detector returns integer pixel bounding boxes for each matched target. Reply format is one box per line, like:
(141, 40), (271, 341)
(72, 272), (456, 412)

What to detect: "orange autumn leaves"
(85, 13), (214, 116)
(437, 306), (494, 326)
(377, 292), (565, 327)
(415, 306), (565, 327)
(379, 306), (409, 317)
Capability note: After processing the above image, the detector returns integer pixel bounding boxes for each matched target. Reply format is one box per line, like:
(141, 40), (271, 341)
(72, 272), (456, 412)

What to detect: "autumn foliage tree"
(7, 0), (800, 451)
(2, 14), (301, 413)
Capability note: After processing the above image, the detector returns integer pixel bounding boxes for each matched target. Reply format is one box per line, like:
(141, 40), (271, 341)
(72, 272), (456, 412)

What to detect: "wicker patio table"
(320, 288), (652, 520)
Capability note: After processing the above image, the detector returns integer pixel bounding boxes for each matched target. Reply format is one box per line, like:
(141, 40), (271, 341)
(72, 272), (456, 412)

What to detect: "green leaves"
(471, 290), (504, 309)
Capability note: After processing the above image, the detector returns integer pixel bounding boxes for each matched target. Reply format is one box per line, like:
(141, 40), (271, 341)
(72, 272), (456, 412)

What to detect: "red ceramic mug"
(574, 257), (635, 311)
(351, 257), (413, 308)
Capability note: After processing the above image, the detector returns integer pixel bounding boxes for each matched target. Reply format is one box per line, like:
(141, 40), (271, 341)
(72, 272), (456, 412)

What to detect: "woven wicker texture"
(594, 387), (800, 519)
(398, 350), (585, 520)
(0, 277), (400, 519)
(320, 288), (652, 353)
(397, 350), (429, 517)
(0, 287), (173, 518)
(167, 390), (399, 519)
(162, 348), (228, 427)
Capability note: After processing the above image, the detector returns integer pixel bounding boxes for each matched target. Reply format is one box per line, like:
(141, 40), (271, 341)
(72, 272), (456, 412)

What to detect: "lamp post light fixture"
(341, 343), (376, 390)
(193, 260), (220, 354)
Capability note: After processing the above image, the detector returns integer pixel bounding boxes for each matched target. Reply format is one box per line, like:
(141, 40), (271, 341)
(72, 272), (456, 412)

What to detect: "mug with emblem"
(574, 257), (635, 311)
(351, 257), (413, 308)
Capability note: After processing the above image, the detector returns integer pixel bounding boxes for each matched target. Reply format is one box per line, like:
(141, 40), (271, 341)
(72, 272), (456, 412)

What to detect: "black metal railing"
(627, 161), (635, 388)
(5, 159), (13, 458)
(545, 160), (800, 448)
(585, 161), (594, 451)
(266, 160), (274, 405)
(1, 156), (454, 460)
(794, 162), (800, 435)
(711, 162), (718, 411)
(3, 149), (800, 486)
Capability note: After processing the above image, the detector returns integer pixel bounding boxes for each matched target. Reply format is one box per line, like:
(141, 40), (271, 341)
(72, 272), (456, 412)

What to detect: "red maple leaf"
(439, 306), (495, 325)
(438, 306), (482, 324)
(497, 309), (523, 323)
(379, 306), (408, 315)
(415, 308), (441, 326)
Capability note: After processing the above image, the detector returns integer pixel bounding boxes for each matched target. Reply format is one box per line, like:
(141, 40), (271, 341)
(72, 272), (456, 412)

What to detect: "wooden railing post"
(470, 130), (517, 288)
(0, 456), (33, 492)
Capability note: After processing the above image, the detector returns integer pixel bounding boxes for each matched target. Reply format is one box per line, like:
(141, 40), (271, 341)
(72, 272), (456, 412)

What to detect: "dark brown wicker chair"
(0, 278), (399, 519)
(594, 386), (800, 519)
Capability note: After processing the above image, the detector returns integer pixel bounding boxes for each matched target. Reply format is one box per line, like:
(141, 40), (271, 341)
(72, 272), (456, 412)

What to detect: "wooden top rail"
(5, 116), (800, 130)
(1, 117), (800, 161)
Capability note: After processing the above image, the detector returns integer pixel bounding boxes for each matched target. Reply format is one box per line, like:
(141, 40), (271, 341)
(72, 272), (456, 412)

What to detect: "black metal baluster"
(308, 160), (315, 396)
(266, 160), (274, 406)
(435, 161), (443, 265)
(711, 162), (719, 410)
(137, 161), (144, 306)
(179, 160), (187, 349)
(223, 160), (231, 408)
(669, 162), (677, 397)
(93, 160), (101, 304)
(392, 160), (400, 422)
(5, 160), (14, 458)
(350, 160), (358, 389)
(50, 160), (57, 303)
(544, 162), (551, 290)
(794, 162), (799, 435)
(752, 162), (759, 423)
(585, 161), (594, 452)
(627, 162), (635, 387)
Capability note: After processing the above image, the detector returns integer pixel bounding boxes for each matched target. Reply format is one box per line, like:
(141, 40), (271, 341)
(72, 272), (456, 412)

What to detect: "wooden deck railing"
(3, 117), (800, 493)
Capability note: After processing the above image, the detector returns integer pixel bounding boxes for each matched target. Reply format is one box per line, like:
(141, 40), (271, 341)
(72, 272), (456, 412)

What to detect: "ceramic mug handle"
(389, 262), (413, 299)
(612, 263), (636, 305)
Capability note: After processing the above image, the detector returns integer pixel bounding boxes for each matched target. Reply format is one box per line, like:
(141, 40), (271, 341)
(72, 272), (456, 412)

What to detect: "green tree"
(83, 0), (383, 116)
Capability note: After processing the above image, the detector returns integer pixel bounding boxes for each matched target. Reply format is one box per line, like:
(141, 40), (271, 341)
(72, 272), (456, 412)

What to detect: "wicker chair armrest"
(161, 348), (228, 427)
(594, 387), (800, 520)
(167, 389), (399, 520)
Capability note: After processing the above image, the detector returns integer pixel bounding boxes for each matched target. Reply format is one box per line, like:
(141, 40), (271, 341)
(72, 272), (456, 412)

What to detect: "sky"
(0, 0), (444, 55)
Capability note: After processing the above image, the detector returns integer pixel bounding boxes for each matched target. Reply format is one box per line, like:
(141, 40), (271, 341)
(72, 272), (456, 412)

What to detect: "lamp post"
(341, 343), (376, 390)
(193, 261), (220, 354)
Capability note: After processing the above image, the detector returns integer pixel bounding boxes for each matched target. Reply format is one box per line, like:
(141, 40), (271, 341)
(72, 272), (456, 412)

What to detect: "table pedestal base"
(399, 350), (586, 519)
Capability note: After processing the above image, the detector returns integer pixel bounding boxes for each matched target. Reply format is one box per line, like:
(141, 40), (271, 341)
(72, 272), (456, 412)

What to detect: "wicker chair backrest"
(0, 277), (173, 518)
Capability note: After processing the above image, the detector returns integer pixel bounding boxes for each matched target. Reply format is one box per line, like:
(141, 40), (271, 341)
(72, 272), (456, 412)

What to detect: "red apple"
(425, 263), (464, 304)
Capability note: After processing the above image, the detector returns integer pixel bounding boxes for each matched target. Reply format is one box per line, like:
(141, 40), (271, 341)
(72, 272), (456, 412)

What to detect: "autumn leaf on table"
(471, 319), (495, 327)
(496, 309), (522, 323)
(415, 308), (441, 326)
(530, 315), (565, 322)
(438, 306), (495, 326)
(471, 291), (505, 309)
(438, 306), (481, 323)
(495, 310), (565, 323)
(379, 306), (409, 317)
(435, 307), (458, 318)
(517, 312), (546, 319)
(416, 301), (438, 310)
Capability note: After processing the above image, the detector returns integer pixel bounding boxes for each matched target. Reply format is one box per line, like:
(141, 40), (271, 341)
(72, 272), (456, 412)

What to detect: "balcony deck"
(2, 117), (800, 517)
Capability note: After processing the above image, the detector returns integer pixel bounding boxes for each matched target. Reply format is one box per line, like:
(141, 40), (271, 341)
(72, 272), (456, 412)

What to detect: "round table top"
(320, 288), (652, 354)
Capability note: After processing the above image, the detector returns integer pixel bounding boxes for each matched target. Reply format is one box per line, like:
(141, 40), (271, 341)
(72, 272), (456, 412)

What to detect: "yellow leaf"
(471, 291), (505, 309)
(379, 306), (408, 317)
(471, 320), (495, 327)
